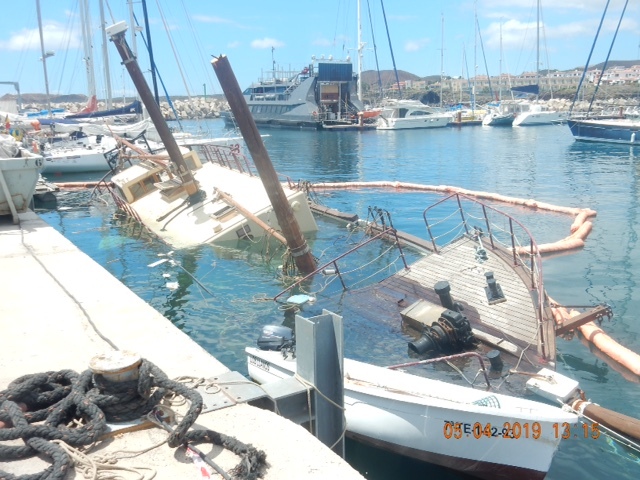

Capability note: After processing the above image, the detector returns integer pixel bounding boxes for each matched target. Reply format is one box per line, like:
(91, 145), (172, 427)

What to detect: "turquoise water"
(40, 120), (640, 479)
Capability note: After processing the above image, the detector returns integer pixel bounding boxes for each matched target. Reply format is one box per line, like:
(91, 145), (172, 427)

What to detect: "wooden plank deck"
(339, 236), (545, 357)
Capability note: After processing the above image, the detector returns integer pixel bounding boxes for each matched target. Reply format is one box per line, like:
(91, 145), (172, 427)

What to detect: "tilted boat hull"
(0, 150), (43, 217)
(246, 347), (578, 480)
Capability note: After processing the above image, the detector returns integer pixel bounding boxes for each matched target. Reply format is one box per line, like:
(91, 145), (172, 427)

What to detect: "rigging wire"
(366, 0), (384, 101)
(587, 0), (629, 114)
(379, 0), (401, 99)
(153, 0), (192, 99)
(569, 0), (610, 115)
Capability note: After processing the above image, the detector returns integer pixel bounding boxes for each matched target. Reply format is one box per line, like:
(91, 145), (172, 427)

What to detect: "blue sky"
(0, 0), (637, 99)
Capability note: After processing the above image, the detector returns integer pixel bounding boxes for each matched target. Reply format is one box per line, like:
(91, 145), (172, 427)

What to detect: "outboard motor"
(409, 309), (476, 355)
(257, 325), (294, 351)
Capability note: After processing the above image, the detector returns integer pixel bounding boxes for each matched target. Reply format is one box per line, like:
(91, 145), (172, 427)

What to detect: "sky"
(0, 0), (637, 101)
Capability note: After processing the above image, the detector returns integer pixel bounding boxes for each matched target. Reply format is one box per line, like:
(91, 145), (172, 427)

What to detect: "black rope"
(0, 359), (267, 480)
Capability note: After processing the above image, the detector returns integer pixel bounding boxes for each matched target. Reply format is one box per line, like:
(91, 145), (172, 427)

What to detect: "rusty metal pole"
(108, 24), (202, 201)
(211, 55), (316, 274)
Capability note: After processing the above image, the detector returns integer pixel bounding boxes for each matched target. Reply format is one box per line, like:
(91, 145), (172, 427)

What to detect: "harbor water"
(39, 119), (640, 479)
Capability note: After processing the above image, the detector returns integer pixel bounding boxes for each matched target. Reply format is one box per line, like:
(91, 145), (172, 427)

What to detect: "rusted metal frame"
(273, 227), (401, 302)
(554, 305), (612, 337)
(386, 351), (492, 390)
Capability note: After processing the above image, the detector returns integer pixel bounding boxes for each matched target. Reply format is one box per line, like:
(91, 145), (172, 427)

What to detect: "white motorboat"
(246, 346), (579, 480)
(377, 100), (451, 130)
(513, 104), (564, 127)
(0, 135), (43, 222)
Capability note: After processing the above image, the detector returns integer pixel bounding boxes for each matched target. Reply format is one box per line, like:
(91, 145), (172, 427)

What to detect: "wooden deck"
(338, 235), (552, 366)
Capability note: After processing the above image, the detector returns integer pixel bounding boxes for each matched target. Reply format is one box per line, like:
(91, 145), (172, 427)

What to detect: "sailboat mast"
(499, 21), (502, 101)
(357, 0), (363, 102)
(536, 0), (540, 100)
(80, 0), (97, 100)
(472, 0), (477, 113)
(35, 0), (53, 118)
(440, 13), (444, 108)
(99, 0), (113, 109)
(109, 24), (200, 200)
(141, 0), (160, 104)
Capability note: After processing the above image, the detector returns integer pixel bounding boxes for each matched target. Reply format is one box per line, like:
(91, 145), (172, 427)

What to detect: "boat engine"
(257, 325), (294, 351)
(408, 309), (476, 355)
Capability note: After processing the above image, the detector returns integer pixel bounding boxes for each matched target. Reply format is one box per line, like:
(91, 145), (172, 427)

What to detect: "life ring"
(312, 111), (318, 117)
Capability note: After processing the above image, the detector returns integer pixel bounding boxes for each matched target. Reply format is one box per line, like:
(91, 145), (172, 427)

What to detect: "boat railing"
(273, 227), (409, 302)
(423, 193), (548, 356)
(386, 351), (492, 390)
(195, 143), (257, 176)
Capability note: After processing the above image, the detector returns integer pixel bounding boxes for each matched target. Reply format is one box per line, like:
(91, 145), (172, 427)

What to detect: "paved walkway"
(0, 211), (364, 479)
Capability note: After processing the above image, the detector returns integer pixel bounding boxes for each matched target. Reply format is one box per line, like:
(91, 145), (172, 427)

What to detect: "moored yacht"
(376, 100), (451, 130)
(221, 57), (369, 130)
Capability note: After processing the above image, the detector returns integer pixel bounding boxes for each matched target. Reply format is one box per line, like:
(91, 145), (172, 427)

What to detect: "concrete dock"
(0, 211), (365, 479)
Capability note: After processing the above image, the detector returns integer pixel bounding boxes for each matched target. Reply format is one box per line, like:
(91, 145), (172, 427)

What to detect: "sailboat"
(482, 23), (516, 126)
(512, 0), (564, 126)
(102, 22), (318, 256)
(566, 1), (637, 144)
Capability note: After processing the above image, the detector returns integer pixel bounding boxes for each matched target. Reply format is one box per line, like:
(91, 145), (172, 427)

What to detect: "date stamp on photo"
(443, 420), (600, 440)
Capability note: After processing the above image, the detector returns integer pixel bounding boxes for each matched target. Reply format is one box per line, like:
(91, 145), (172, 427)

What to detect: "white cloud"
(405, 38), (430, 52)
(313, 37), (332, 47)
(251, 37), (285, 49)
(227, 41), (241, 48)
(0, 23), (82, 52)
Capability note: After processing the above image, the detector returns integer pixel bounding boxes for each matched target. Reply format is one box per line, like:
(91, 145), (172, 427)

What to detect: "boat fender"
(32, 140), (40, 153)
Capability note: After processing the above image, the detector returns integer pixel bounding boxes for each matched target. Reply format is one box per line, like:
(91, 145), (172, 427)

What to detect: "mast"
(99, 0), (113, 109)
(536, 0), (540, 100)
(357, 0), (364, 101)
(127, 0), (138, 56)
(472, 0), (477, 113)
(141, 0), (159, 104)
(440, 13), (444, 108)
(499, 21), (503, 101)
(79, 0), (96, 101)
(211, 55), (317, 275)
(108, 23), (201, 201)
(35, 0), (53, 118)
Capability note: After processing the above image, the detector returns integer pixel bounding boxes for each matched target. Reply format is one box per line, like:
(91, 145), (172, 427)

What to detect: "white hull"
(246, 347), (578, 480)
(513, 110), (563, 126)
(0, 149), (43, 218)
(41, 135), (119, 174)
(377, 114), (451, 130)
(111, 154), (318, 249)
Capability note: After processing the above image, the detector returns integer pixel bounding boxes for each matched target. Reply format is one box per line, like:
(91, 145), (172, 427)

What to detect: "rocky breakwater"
(23, 96), (230, 121)
(538, 97), (640, 114)
(158, 97), (229, 120)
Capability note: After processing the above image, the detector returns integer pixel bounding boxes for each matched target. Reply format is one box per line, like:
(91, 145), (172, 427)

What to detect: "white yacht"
(377, 100), (451, 130)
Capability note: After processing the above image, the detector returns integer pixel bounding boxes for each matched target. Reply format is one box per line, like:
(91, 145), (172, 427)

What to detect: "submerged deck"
(337, 234), (551, 368)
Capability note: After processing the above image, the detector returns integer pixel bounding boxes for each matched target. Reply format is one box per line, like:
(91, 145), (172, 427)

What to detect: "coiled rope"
(0, 359), (266, 480)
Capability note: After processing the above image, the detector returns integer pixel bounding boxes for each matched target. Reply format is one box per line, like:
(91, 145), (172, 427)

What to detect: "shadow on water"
(345, 438), (469, 480)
